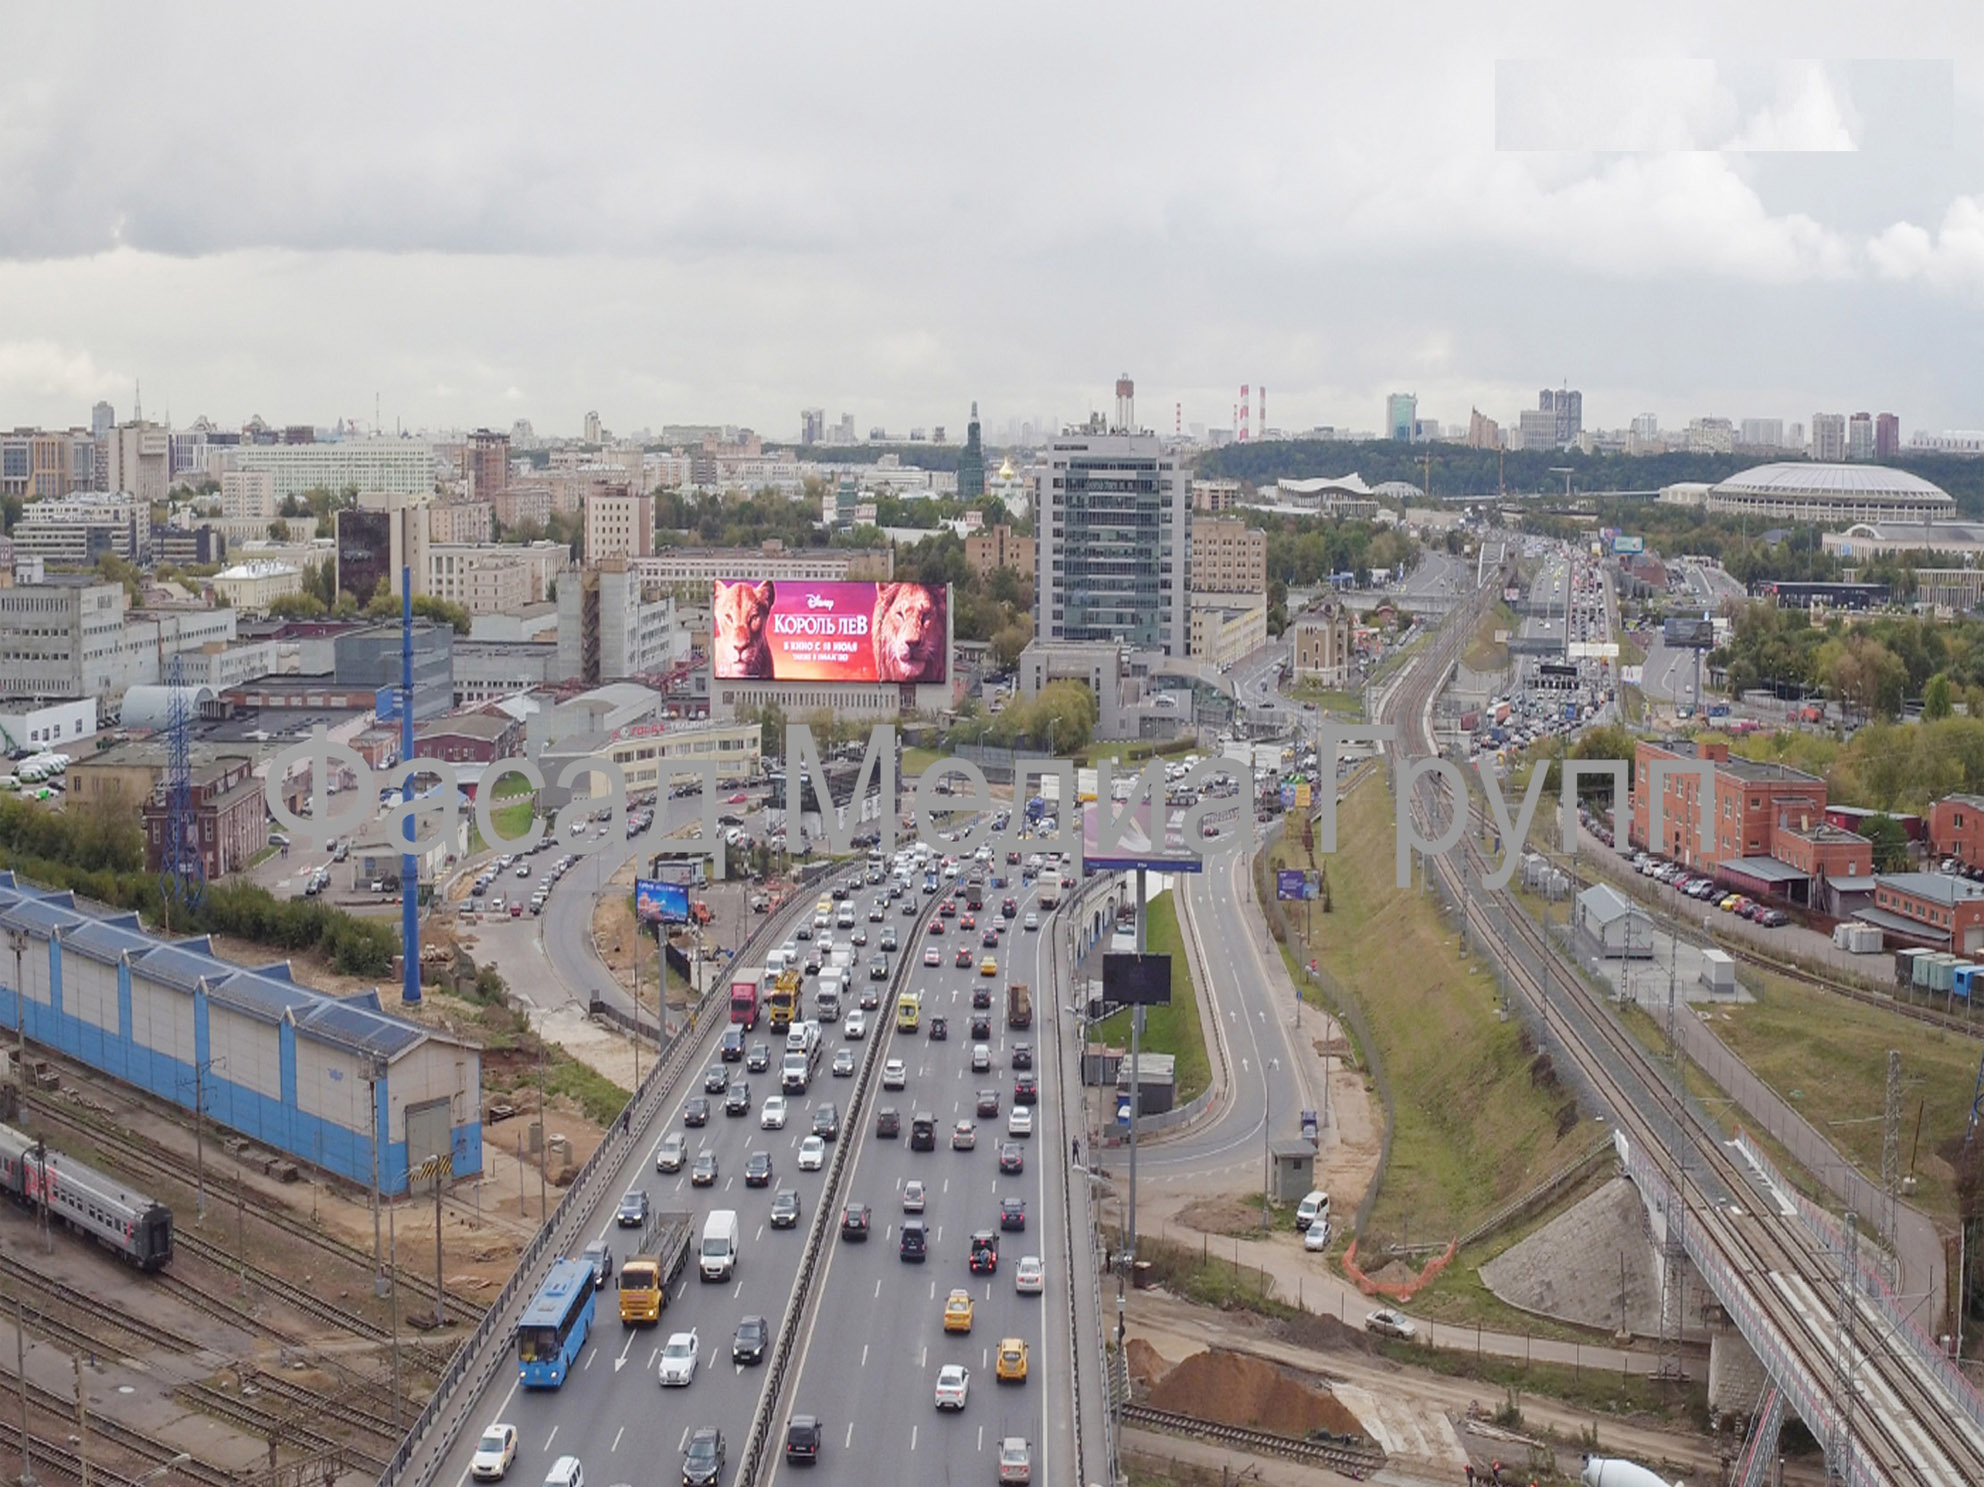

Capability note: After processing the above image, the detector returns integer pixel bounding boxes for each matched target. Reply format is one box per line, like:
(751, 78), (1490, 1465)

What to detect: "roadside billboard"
(712, 579), (948, 683)
(1612, 535), (1644, 556)
(635, 878), (689, 924)
(1662, 617), (1716, 649)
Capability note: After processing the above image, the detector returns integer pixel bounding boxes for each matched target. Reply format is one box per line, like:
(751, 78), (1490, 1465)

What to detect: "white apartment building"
(425, 541), (567, 613)
(219, 469), (277, 520)
(427, 500), (493, 545)
(0, 580), (132, 701)
(164, 639), (287, 690)
(1811, 413), (1848, 462)
(234, 439), (436, 501)
(557, 562), (682, 682)
(1035, 431), (1190, 657)
(12, 495), (153, 566)
(211, 561), (304, 612)
(582, 488), (654, 561)
(103, 423), (170, 505)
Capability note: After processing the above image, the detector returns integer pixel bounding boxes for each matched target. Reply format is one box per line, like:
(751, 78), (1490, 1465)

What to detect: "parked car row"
(1631, 852), (1789, 927)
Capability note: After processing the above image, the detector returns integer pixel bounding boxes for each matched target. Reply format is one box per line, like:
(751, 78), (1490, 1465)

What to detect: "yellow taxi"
(943, 1288), (975, 1333)
(979, 957), (998, 977)
(995, 1337), (1030, 1383)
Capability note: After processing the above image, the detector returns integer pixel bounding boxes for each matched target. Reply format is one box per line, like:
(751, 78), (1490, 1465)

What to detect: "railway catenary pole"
(367, 1057), (385, 1297)
(14, 1284), (31, 1486)
(71, 1352), (84, 1487)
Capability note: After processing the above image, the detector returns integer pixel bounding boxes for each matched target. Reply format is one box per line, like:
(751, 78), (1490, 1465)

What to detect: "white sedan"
(844, 1011), (868, 1040)
(1303, 1218), (1333, 1253)
(1014, 1256), (1044, 1295)
(934, 1363), (970, 1411)
(658, 1330), (699, 1386)
(1007, 1107), (1032, 1139)
(797, 1135), (827, 1171)
(760, 1095), (789, 1130)
(882, 1059), (907, 1090)
(1365, 1307), (1416, 1340)
(469, 1422), (518, 1481)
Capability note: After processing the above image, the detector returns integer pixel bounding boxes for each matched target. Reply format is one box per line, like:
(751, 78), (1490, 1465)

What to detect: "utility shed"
(1699, 948), (1736, 995)
(1576, 884), (1654, 960)
(1269, 1138), (1316, 1201)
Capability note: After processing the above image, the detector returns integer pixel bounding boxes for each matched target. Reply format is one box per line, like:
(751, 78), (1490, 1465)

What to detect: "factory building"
(0, 873), (481, 1197)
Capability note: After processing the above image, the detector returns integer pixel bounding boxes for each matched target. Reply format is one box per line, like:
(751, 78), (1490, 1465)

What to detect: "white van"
(543, 1457), (583, 1487)
(700, 1209), (740, 1281)
(1295, 1190), (1331, 1232)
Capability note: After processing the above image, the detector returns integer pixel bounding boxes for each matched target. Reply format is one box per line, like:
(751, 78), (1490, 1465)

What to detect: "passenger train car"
(0, 1121), (173, 1270)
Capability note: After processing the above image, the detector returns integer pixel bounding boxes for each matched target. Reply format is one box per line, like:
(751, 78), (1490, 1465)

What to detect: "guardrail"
(732, 885), (940, 1486)
(377, 896), (794, 1486)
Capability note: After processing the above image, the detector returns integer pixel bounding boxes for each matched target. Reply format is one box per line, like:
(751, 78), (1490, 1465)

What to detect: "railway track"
(20, 1092), (486, 1317)
(1121, 1404), (1386, 1476)
(1379, 597), (1984, 1485)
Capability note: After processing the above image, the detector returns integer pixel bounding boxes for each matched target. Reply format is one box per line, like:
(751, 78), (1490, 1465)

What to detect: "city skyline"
(1, 8), (1980, 438)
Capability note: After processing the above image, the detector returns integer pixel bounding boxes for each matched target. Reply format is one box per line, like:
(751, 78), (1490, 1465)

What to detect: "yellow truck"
(767, 968), (802, 1031)
(617, 1212), (693, 1325)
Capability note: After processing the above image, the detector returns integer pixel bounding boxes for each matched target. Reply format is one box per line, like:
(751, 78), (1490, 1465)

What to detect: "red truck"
(729, 966), (763, 1029)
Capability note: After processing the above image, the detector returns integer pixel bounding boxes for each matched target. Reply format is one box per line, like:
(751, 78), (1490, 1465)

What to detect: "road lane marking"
(614, 1329), (636, 1371)
(910, 1425), (918, 1451)
(610, 1427), (624, 1452)
(545, 1426), (558, 1449)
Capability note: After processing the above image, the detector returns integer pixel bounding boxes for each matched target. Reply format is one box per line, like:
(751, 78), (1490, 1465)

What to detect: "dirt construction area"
(1143, 1345), (1367, 1438)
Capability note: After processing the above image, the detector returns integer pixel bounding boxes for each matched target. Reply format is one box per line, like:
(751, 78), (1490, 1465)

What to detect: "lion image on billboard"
(872, 582), (946, 683)
(712, 579), (776, 678)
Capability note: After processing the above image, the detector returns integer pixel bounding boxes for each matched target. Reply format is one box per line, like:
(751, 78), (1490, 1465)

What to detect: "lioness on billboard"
(712, 579), (947, 684)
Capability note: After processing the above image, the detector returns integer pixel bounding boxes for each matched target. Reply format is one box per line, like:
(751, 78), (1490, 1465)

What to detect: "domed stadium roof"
(1709, 462), (1952, 504)
(1373, 480), (1424, 501)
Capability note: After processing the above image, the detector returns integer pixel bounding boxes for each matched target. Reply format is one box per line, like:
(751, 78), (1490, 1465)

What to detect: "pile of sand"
(1147, 1349), (1365, 1438)
(1126, 1337), (1173, 1387)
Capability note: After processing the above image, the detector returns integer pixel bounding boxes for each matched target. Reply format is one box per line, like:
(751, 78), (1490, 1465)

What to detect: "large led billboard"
(713, 580), (948, 684)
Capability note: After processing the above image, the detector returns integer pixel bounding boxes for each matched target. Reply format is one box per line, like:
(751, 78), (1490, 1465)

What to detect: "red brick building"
(413, 711), (522, 764)
(142, 755), (268, 880)
(1867, 872), (1984, 954)
(1928, 796), (1984, 870)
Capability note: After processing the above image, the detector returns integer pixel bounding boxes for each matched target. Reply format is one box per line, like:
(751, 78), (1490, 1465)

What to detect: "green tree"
(1925, 673), (1955, 721)
(1860, 814), (1912, 873)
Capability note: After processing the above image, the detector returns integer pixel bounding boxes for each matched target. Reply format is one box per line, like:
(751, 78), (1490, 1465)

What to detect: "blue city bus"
(516, 1258), (597, 1388)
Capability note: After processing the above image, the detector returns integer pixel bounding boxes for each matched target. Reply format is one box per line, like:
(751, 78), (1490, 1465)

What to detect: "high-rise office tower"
(1035, 430), (1189, 657)
(1386, 393), (1417, 442)
(1539, 387), (1583, 446)
(1875, 412), (1900, 459)
(957, 402), (985, 503)
(1847, 412), (1875, 460)
(800, 408), (825, 446)
(91, 401), (115, 440)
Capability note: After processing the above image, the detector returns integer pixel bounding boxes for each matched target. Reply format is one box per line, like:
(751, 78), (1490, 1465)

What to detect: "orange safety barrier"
(1342, 1236), (1459, 1302)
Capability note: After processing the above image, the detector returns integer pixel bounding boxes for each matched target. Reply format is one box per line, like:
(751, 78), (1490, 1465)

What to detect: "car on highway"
(999, 1197), (1027, 1231)
(761, 1094), (789, 1129)
(934, 1362), (970, 1411)
(976, 1088), (1001, 1118)
(1014, 1256), (1044, 1294)
(1023, 911), (1039, 931)
(769, 1186), (802, 1228)
(972, 984), (992, 1009)
(746, 1041), (772, 1073)
(831, 1047), (856, 1078)
(902, 898), (920, 917)
(928, 916), (946, 935)
(616, 1190), (650, 1228)
(955, 946), (973, 968)
(812, 1101), (840, 1140)
(980, 957), (998, 977)
(656, 1132), (687, 1172)
(951, 1120), (976, 1150)
(1002, 897), (1018, 918)
(899, 1216), (928, 1260)
(1011, 1042), (1032, 1069)
(970, 1014), (992, 1041)
(797, 1135), (826, 1170)
(875, 1107), (900, 1138)
(581, 1238), (612, 1289)
(691, 1152), (718, 1187)
(744, 1150), (773, 1188)
(928, 1015), (947, 1040)
(943, 1287), (974, 1331)
(725, 1082), (752, 1116)
(882, 1058), (907, 1089)
(659, 1329), (700, 1386)
(903, 1178), (926, 1212)
(923, 947), (942, 967)
(999, 1143), (1024, 1174)
(995, 1337), (1029, 1382)
(839, 1200), (872, 1241)
(880, 926), (898, 952)
(784, 1414), (823, 1465)
(1014, 1073), (1037, 1105)
(845, 1010), (867, 1039)
(998, 1436), (1032, 1483)
(1008, 1107), (1032, 1138)
(703, 1065), (728, 1094)
(469, 1422), (518, 1481)
(732, 1314), (769, 1366)
(969, 1230), (998, 1273)
(683, 1097), (710, 1127)
(1365, 1307), (1416, 1340)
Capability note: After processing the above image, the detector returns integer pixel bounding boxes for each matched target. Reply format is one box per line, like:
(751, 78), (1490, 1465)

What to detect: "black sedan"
(691, 1152), (718, 1187)
(703, 1065), (729, 1094)
(615, 1190), (650, 1228)
(999, 1197), (1027, 1232)
(744, 1151), (773, 1188)
(725, 1082), (752, 1116)
(875, 1107), (900, 1139)
(1014, 1074), (1037, 1105)
(683, 1427), (725, 1487)
(841, 1202), (871, 1241)
(746, 1042), (772, 1073)
(812, 1103), (840, 1141)
(999, 1143), (1024, 1175)
(683, 1097), (711, 1127)
(976, 1089), (1001, 1119)
(770, 1187), (802, 1228)
(733, 1316), (768, 1366)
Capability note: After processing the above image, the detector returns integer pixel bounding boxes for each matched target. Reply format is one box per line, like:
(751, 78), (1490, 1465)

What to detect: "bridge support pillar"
(1708, 1326), (1768, 1415)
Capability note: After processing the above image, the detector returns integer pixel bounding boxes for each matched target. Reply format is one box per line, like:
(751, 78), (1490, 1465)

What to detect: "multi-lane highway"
(434, 851), (1079, 1487)
(763, 866), (1071, 1484)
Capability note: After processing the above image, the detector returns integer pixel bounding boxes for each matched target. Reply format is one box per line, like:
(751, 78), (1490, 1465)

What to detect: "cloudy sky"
(4, 2), (1982, 443)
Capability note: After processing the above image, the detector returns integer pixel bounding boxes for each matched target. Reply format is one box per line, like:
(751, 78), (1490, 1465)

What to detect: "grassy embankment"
(1093, 889), (1211, 1104)
(1270, 776), (1604, 1333)
(1462, 600), (1517, 674)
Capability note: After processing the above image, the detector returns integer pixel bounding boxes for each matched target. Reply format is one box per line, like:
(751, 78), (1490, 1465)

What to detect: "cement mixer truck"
(1581, 1458), (1683, 1487)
